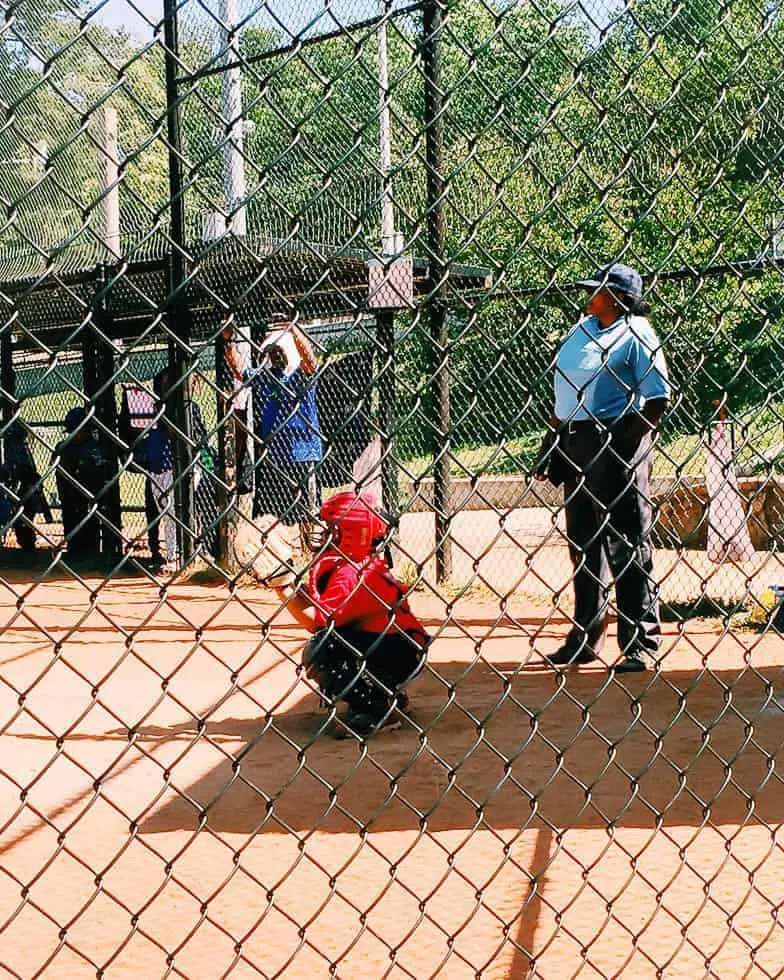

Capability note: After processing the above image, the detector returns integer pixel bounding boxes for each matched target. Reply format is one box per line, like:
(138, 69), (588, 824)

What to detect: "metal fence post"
(215, 329), (234, 570)
(92, 264), (122, 559)
(82, 309), (99, 405)
(375, 12), (400, 525)
(377, 309), (399, 519)
(163, 0), (194, 566)
(0, 327), (15, 471)
(0, 329), (13, 421)
(422, 0), (452, 583)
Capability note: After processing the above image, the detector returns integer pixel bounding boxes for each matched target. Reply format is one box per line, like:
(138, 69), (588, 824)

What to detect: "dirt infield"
(1, 573), (784, 978)
(397, 508), (784, 606)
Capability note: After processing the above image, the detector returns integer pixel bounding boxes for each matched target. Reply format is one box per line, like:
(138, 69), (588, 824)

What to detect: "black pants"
(194, 469), (220, 559)
(303, 628), (426, 717)
(14, 498), (38, 551)
(560, 425), (660, 659)
(254, 459), (321, 550)
(11, 482), (44, 552)
(254, 459), (319, 520)
(58, 479), (101, 556)
(144, 476), (163, 561)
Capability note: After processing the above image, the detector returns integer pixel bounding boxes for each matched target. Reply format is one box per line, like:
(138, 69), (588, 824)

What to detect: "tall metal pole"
(210, 0), (253, 573)
(96, 106), (121, 261)
(377, 309), (398, 516)
(378, 14), (395, 256)
(93, 108), (122, 556)
(0, 330), (15, 431)
(220, 0), (247, 237)
(163, 0), (194, 564)
(215, 333), (231, 568)
(91, 265), (122, 559)
(376, 8), (400, 520)
(163, 0), (187, 295)
(422, 0), (452, 582)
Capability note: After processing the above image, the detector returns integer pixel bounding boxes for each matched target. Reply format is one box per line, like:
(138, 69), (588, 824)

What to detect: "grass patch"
(661, 595), (748, 623)
(401, 432), (543, 481)
(12, 373), (784, 515)
(416, 407), (784, 483)
(184, 564), (227, 586)
(400, 403), (784, 483)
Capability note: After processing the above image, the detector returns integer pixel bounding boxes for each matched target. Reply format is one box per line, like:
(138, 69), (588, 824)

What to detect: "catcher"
(272, 491), (430, 739)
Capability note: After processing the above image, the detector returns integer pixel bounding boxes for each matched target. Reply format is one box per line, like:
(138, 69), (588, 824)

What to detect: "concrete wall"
(654, 475), (784, 550)
(400, 474), (784, 550)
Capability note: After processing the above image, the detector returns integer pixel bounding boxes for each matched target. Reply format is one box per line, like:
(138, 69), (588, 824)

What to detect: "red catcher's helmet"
(319, 492), (387, 561)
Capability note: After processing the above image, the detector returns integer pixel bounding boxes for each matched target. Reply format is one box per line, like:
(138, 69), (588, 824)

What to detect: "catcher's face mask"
(319, 492), (388, 561)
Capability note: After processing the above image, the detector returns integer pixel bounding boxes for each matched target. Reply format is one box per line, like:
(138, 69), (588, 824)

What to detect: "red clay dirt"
(0, 573), (783, 978)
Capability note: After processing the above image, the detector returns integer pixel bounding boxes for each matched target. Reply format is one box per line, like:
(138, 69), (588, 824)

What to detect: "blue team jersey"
(554, 314), (671, 421)
(255, 367), (323, 464)
(143, 426), (174, 474)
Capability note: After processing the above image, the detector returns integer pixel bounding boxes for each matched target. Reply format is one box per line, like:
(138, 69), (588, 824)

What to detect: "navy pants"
(559, 424), (660, 659)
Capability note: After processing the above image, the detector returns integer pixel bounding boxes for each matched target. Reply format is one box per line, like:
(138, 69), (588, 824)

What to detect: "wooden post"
(215, 326), (255, 574)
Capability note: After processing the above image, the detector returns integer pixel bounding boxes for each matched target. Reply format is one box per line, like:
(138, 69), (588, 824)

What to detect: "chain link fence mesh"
(3, 0), (784, 975)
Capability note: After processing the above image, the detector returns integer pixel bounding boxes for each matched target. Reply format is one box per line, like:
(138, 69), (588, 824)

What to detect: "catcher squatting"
(258, 491), (431, 740)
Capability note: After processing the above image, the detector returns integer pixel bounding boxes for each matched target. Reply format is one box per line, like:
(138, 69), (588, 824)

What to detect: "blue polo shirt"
(554, 315), (671, 421)
(254, 367), (323, 464)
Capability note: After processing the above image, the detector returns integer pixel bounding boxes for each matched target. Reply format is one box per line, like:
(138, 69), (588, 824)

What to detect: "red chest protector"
(309, 552), (428, 645)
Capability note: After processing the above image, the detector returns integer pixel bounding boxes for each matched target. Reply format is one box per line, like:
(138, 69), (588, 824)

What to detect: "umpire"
(534, 263), (671, 673)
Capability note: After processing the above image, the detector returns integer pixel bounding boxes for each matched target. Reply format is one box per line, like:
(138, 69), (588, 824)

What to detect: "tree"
(0, 1), (168, 272)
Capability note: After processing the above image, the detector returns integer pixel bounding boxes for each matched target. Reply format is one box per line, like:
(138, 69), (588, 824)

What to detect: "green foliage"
(7, 0), (784, 468)
(0, 0), (168, 267)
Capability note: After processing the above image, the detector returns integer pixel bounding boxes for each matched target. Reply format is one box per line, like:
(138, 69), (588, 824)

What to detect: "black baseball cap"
(577, 262), (644, 300)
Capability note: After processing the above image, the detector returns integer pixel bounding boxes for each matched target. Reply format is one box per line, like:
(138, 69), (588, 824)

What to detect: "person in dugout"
(253, 316), (323, 551)
(0, 419), (52, 552)
(533, 262), (671, 673)
(53, 407), (107, 557)
(272, 492), (430, 739)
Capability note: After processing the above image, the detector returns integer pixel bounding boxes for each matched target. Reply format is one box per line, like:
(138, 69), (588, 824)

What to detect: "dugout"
(0, 237), (490, 566)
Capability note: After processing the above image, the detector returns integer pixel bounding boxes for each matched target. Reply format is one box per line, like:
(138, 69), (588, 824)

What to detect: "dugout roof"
(0, 236), (491, 353)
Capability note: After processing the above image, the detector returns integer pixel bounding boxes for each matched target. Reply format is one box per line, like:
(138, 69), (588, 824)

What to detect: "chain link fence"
(3, 0), (784, 975)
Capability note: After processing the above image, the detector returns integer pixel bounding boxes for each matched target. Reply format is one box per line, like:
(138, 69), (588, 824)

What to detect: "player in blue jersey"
(253, 318), (323, 551)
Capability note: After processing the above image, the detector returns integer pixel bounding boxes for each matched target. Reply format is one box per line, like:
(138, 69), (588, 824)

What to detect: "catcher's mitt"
(233, 512), (295, 588)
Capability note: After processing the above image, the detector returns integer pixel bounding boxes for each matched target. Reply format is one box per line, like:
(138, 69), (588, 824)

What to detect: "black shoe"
(545, 646), (597, 668)
(334, 710), (402, 740)
(613, 654), (648, 674)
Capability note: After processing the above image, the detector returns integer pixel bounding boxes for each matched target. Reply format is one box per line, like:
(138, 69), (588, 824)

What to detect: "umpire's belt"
(559, 419), (616, 437)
